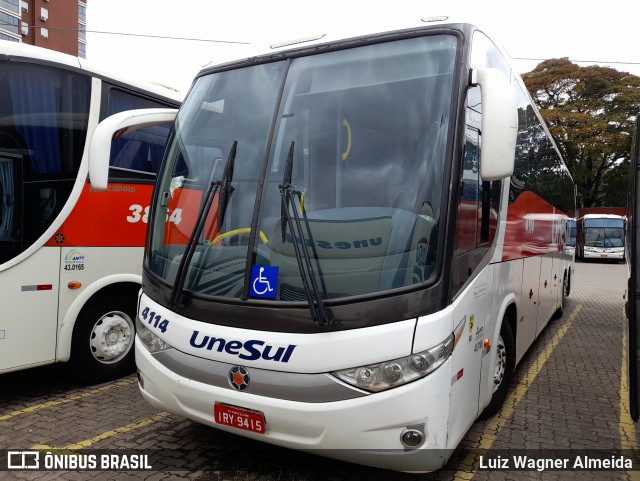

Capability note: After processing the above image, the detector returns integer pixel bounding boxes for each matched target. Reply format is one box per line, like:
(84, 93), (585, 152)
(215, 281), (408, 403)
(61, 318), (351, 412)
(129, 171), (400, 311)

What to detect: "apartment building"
(0, 0), (87, 58)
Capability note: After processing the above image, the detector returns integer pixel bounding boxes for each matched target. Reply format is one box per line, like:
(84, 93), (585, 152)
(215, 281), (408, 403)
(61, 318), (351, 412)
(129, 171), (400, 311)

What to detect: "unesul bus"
(89, 18), (575, 471)
(0, 41), (181, 381)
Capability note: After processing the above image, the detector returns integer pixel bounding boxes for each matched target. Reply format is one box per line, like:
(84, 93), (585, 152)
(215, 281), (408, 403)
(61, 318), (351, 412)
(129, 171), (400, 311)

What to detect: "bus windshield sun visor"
(278, 141), (340, 330)
(169, 141), (238, 308)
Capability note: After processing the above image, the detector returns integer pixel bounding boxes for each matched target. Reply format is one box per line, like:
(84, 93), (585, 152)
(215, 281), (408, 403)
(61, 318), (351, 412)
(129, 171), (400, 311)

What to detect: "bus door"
(0, 148), (60, 371)
(0, 149), (21, 264)
(448, 123), (494, 435)
(627, 116), (640, 421)
(0, 63), (90, 372)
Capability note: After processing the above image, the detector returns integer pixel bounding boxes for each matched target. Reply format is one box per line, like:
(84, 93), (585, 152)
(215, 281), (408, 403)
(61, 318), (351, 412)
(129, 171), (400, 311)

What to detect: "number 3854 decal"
(127, 205), (182, 225)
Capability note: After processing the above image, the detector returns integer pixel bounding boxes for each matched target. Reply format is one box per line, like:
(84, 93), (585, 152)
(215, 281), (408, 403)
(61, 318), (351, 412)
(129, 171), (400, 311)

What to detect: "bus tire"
(563, 270), (571, 299)
(479, 320), (515, 420)
(69, 289), (137, 383)
(552, 270), (570, 320)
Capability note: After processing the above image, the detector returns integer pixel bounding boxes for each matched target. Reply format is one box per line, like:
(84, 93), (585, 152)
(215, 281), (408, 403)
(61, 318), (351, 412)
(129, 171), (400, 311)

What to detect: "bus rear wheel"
(70, 290), (137, 383)
(479, 320), (514, 420)
(563, 270), (571, 298)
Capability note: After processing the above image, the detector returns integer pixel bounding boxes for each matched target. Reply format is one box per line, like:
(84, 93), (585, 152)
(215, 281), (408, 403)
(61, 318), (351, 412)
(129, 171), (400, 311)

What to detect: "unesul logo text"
(189, 331), (296, 363)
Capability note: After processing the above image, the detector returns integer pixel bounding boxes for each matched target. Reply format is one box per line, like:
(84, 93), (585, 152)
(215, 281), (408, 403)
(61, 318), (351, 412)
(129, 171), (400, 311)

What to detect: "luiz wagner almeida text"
(479, 454), (633, 471)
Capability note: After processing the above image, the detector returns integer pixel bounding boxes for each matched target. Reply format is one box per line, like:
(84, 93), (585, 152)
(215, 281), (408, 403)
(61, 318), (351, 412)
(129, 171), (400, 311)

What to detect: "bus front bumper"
(135, 340), (453, 472)
(583, 248), (624, 260)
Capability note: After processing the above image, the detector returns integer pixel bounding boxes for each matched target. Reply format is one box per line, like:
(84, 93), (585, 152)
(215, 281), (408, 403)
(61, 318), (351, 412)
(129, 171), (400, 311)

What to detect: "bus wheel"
(563, 271), (571, 298)
(479, 321), (515, 420)
(70, 291), (136, 383)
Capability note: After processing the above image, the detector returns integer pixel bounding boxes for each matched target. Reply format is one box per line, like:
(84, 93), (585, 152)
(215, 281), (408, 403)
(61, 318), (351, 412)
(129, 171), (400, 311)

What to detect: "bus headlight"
(136, 317), (172, 353)
(331, 334), (454, 393)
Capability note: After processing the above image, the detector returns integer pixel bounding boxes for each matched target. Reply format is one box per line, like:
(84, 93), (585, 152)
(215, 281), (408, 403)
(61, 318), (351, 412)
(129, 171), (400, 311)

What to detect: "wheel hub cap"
(493, 335), (506, 392)
(90, 311), (133, 363)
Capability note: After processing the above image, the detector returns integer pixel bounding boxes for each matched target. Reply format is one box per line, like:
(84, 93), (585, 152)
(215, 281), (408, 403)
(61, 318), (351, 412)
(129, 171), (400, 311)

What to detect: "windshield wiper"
(169, 141), (238, 309)
(217, 140), (237, 231)
(279, 141), (339, 329)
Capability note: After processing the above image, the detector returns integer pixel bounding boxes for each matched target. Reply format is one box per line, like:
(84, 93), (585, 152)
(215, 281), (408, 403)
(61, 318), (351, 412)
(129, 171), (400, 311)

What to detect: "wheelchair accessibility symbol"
(250, 265), (278, 299)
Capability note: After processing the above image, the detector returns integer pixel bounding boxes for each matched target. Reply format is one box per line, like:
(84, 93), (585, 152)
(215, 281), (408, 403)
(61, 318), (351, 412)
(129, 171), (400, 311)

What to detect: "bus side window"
(451, 126), (485, 296)
(450, 85), (501, 297)
(455, 127), (481, 254)
(2, 64), (90, 256)
(103, 87), (175, 181)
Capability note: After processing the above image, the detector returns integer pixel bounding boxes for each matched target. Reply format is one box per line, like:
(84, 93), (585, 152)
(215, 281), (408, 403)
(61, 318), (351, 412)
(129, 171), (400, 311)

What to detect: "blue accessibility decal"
(249, 265), (278, 299)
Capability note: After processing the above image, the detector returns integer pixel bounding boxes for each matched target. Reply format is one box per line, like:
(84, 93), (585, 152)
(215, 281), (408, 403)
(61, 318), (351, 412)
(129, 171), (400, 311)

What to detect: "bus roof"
(192, 15), (567, 177)
(0, 40), (184, 103)
(198, 17), (500, 76)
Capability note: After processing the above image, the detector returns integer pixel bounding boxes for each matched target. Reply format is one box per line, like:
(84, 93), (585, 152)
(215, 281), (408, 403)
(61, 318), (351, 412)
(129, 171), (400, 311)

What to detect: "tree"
(522, 59), (639, 208)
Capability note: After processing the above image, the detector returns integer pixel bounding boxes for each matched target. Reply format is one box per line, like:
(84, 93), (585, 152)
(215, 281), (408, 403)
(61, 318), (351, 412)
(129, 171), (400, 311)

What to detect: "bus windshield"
(585, 227), (625, 247)
(584, 218), (625, 247)
(148, 34), (457, 301)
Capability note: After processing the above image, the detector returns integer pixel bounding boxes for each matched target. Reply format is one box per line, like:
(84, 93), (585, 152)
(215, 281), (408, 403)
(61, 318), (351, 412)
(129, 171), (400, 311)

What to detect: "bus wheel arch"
(479, 304), (516, 420)
(69, 282), (140, 383)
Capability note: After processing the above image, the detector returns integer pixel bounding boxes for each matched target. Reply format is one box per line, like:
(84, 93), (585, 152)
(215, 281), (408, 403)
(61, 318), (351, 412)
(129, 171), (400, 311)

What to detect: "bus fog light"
(331, 334), (454, 393)
(401, 428), (424, 448)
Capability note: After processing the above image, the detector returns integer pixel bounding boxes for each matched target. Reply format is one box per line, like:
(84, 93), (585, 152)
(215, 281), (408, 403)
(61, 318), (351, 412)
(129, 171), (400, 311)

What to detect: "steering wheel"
(209, 228), (268, 246)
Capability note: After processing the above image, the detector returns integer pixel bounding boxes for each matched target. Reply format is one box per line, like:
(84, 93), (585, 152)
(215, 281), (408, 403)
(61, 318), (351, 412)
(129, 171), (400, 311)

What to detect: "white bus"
(90, 19), (575, 471)
(577, 213), (626, 261)
(0, 41), (181, 382)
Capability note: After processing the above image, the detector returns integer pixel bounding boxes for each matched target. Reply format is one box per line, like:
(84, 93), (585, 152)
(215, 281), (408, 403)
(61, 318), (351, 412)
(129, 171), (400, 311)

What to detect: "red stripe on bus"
(45, 182), (154, 247)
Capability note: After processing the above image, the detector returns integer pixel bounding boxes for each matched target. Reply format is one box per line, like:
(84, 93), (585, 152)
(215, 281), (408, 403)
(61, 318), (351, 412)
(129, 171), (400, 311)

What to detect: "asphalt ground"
(0, 260), (638, 481)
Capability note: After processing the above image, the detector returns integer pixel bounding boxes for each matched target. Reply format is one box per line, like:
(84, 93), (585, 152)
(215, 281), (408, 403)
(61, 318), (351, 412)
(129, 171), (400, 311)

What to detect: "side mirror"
(88, 108), (178, 190)
(470, 68), (517, 181)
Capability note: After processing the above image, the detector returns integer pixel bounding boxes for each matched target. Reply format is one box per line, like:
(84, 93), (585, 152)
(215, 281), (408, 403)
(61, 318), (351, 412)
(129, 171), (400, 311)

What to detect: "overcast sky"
(86, 0), (640, 94)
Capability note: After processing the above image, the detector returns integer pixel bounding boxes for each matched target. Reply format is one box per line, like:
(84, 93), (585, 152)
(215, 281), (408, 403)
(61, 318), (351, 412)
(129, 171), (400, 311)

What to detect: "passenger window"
(105, 87), (174, 178)
(455, 127), (481, 254)
(450, 85), (502, 297)
(0, 62), (90, 262)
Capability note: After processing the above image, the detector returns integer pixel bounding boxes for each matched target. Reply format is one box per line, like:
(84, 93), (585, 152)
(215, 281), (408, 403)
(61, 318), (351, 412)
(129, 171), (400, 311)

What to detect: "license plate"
(214, 403), (266, 434)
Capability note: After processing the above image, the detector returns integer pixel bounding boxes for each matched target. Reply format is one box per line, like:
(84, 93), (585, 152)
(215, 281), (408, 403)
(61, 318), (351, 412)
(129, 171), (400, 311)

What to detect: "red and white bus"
(0, 41), (181, 381)
(90, 18), (575, 471)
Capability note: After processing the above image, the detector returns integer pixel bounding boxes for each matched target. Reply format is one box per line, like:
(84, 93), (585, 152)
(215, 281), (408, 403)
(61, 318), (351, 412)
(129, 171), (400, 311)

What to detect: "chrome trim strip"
(152, 349), (367, 402)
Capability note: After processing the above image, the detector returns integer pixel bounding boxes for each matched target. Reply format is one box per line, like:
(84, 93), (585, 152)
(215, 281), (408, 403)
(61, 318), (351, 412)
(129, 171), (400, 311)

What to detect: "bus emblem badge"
(228, 366), (250, 391)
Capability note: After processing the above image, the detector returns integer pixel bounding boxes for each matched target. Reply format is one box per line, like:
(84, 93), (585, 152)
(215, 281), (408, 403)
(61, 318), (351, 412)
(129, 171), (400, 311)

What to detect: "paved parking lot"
(1, 260), (638, 481)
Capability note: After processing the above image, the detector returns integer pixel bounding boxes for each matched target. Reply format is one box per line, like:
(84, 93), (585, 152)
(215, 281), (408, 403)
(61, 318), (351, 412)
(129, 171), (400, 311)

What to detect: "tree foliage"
(522, 59), (639, 208)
